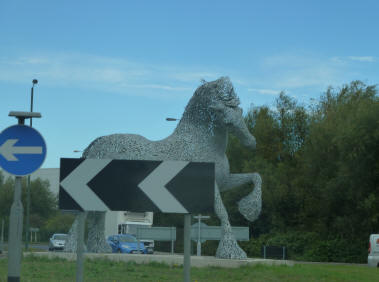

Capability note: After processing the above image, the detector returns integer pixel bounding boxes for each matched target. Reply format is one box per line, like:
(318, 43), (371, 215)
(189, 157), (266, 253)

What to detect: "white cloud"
(123, 83), (191, 91)
(258, 54), (348, 90)
(331, 56), (376, 63)
(348, 56), (375, 62)
(244, 52), (379, 107)
(330, 56), (347, 64)
(247, 88), (281, 95)
(0, 53), (219, 98)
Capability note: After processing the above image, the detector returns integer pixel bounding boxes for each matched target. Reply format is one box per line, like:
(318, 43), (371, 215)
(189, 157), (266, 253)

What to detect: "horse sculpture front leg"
(215, 172), (262, 259)
(222, 172), (262, 222)
(215, 183), (247, 259)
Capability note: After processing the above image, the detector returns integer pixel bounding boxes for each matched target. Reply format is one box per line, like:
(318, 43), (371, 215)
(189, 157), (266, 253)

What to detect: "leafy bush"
(241, 231), (368, 263)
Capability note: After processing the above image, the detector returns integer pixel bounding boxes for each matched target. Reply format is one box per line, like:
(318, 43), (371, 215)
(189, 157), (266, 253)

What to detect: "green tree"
(0, 175), (58, 241)
(226, 81), (378, 262)
(41, 212), (75, 239)
(301, 81), (379, 239)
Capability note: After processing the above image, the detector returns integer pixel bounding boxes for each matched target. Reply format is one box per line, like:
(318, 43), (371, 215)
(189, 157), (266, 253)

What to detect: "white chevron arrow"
(0, 139), (43, 161)
(138, 160), (190, 213)
(60, 159), (111, 211)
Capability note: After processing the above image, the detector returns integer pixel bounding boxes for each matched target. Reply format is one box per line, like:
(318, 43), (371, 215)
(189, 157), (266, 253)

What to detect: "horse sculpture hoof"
(238, 173), (262, 222)
(86, 240), (112, 253)
(216, 237), (248, 259)
(238, 191), (262, 222)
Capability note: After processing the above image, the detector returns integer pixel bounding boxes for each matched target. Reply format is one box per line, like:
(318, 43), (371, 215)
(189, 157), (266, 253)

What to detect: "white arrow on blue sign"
(0, 125), (46, 176)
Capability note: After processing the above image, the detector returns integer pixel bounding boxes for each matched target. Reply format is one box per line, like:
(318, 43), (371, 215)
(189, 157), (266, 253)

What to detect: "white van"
(368, 234), (379, 267)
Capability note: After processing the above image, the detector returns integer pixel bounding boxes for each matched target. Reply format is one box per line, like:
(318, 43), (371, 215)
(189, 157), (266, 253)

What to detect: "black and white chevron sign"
(59, 158), (215, 213)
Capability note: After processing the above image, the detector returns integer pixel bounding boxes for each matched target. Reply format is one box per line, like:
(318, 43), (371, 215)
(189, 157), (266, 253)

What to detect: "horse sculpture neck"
(173, 118), (229, 155)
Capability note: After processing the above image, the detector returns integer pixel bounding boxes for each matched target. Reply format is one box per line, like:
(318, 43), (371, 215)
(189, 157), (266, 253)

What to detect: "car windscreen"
(53, 235), (67, 241)
(118, 236), (137, 243)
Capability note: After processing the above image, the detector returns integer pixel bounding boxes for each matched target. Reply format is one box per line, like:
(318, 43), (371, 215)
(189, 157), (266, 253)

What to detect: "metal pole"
(171, 227), (174, 255)
(0, 219), (4, 253)
(7, 176), (23, 282)
(76, 212), (86, 282)
(197, 214), (201, 256)
(30, 86), (34, 124)
(25, 176), (31, 251)
(8, 117), (25, 282)
(183, 214), (191, 282)
(25, 82), (35, 251)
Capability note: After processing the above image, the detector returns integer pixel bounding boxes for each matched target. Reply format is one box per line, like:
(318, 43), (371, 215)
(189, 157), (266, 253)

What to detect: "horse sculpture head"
(180, 77), (256, 149)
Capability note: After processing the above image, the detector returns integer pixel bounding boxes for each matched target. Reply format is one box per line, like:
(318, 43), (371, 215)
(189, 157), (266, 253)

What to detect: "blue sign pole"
(0, 111), (45, 282)
(7, 171), (23, 282)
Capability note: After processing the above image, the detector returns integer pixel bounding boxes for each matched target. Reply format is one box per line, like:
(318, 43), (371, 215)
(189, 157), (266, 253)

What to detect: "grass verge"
(0, 255), (377, 281)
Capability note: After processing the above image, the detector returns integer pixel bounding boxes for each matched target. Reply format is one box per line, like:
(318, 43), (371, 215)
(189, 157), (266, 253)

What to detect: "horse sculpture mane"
(64, 77), (262, 259)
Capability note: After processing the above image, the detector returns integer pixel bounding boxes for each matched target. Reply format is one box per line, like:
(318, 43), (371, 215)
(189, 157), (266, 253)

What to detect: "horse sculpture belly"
(64, 77), (262, 259)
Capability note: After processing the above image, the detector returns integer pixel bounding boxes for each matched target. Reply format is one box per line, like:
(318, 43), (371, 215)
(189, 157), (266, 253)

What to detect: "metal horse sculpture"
(64, 77), (262, 259)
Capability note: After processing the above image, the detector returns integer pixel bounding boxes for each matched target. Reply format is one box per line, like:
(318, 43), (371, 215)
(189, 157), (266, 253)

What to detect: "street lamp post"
(25, 79), (38, 251)
(165, 117), (179, 121)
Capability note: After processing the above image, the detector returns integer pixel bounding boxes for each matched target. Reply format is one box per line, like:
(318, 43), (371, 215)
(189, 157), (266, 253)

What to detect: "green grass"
(0, 256), (378, 282)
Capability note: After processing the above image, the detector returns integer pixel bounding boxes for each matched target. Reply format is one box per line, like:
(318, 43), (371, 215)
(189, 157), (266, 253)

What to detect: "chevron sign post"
(59, 158), (215, 213)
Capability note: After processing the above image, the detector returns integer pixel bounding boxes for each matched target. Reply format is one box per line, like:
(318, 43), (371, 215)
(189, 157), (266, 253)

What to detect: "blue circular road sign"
(0, 125), (47, 176)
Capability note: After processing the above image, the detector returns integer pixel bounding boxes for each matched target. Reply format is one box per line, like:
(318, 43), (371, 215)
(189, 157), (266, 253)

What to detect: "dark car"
(107, 234), (147, 254)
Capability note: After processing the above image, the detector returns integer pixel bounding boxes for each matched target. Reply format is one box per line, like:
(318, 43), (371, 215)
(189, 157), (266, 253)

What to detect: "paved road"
(1, 242), (49, 251)
(0, 244), (370, 267)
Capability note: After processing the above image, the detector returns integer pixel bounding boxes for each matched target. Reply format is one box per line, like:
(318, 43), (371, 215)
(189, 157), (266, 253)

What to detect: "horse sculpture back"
(65, 77), (262, 259)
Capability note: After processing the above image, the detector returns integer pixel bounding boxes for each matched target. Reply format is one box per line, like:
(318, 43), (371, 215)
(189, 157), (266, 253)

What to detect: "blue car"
(107, 234), (147, 254)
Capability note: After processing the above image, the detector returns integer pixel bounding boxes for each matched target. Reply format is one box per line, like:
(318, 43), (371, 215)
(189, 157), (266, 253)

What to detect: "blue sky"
(1, 0), (378, 168)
